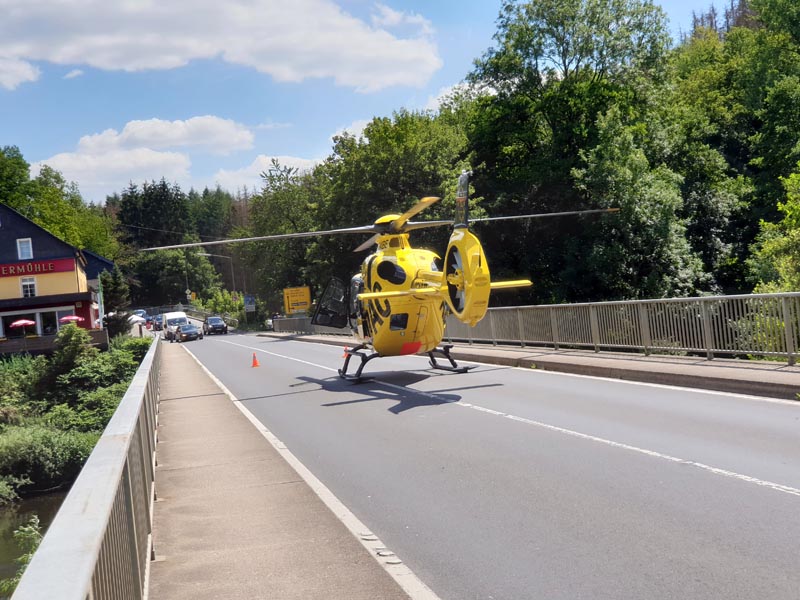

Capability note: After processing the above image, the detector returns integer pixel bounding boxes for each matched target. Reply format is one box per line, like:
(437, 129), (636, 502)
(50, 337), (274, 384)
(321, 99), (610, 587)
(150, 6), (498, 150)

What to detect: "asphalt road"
(183, 332), (800, 600)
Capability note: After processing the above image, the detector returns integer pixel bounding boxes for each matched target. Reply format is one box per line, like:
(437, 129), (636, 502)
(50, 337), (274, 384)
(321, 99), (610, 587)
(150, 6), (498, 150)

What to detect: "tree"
(125, 250), (220, 307)
(0, 146), (35, 212)
(748, 167), (800, 291)
(117, 179), (191, 249)
(572, 106), (704, 299)
(100, 266), (131, 338)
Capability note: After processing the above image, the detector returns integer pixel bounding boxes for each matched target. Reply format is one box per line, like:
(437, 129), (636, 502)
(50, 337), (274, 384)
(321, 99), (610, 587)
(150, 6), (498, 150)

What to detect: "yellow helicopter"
(143, 172), (616, 380)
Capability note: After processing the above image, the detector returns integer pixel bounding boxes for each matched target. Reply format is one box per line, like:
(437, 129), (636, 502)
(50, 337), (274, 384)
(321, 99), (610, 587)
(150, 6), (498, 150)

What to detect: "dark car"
(153, 314), (164, 331)
(174, 323), (203, 342)
(203, 316), (228, 335)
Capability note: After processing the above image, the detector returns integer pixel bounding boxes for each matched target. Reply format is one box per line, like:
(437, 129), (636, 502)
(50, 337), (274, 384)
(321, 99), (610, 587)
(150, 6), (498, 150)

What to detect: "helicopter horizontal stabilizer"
(357, 287), (442, 301)
(490, 279), (532, 290)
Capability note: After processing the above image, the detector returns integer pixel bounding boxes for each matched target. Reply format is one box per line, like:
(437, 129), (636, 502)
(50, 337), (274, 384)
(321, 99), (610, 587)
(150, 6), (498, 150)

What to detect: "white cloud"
(32, 148), (192, 202)
(371, 4), (434, 36)
(332, 119), (370, 141)
(0, 0), (441, 92)
(77, 116), (254, 155)
(0, 57), (40, 90)
(212, 155), (320, 192)
(64, 69), (84, 79)
(30, 115), (262, 202)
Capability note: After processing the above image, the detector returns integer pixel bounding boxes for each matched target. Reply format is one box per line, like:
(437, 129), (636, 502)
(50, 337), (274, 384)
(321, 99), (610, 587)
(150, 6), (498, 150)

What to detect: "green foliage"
(573, 105), (704, 298)
(199, 288), (243, 318)
(33, 325), (98, 407)
(46, 382), (129, 433)
(100, 266), (132, 338)
(0, 425), (99, 493)
(0, 475), (31, 506)
(0, 515), (43, 595)
(0, 355), (47, 416)
(110, 336), (154, 363)
(749, 169), (800, 291)
(126, 249), (219, 306)
(117, 179), (191, 249)
(55, 350), (138, 403)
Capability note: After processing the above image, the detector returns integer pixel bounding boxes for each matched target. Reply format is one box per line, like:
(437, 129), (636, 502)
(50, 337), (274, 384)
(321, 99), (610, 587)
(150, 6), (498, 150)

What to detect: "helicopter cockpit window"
(390, 313), (409, 331)
(376, 260), (406, 285)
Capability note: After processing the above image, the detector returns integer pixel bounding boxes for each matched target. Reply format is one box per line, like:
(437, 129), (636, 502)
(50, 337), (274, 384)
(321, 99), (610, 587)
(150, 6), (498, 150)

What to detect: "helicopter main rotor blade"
(140, 224), (381, 252)
(389, 196), (440, 233)
(401, 208), (619, 232)
(470, 207), (620, 224)
(353, 234), (380, 253)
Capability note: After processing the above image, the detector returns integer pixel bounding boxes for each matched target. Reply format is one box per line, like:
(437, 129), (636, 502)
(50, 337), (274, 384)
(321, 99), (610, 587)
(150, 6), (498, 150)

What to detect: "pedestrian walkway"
(148, 341), (411, 600)
(261, 333), (800, 400)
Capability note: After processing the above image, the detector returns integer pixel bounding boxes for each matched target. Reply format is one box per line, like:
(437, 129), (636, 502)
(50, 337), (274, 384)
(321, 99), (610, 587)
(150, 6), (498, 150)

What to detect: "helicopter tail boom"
(490, 280), (532, 290)
(357, 287), (442, 301)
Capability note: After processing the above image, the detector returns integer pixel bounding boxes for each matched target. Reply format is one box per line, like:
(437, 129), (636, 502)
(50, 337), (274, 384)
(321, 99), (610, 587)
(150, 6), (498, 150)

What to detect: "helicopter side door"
(311, 277), (349, 329)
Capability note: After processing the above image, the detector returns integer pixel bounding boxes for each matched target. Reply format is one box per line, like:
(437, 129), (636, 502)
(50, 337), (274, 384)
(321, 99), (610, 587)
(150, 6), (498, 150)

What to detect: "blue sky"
(0, 0), (702, 204)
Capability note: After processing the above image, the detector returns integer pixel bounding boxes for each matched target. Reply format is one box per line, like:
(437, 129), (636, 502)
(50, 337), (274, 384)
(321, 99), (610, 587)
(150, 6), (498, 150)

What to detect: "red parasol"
(10, 319), (36, 328)
(59, 315), (85, 323)
(9, 318), (36, 340)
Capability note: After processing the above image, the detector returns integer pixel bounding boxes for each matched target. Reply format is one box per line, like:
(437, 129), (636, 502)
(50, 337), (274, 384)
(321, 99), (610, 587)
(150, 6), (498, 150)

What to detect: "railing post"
(550, 308), (560, 350)
(781, 296), (796, 366)
(517, 308), (525, 348)
(489, 310), (497, 346)
(700, 300), (714, 360)
(589, 305), (600, 353)
(637, 303), (652, 356)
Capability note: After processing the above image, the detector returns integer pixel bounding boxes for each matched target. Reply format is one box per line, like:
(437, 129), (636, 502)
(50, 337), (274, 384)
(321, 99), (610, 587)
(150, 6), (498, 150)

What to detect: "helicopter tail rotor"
(442, 170), (532, 325)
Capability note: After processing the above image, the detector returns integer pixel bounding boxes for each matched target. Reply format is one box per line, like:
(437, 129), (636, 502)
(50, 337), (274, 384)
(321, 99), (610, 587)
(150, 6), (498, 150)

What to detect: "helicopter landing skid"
(338, 344), (381, 381)
(428, 345), (473, 374)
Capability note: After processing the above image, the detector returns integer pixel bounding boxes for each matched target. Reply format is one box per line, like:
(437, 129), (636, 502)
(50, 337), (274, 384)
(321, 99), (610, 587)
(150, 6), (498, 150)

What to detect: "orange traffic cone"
(342, 346), (349, 358)
(251, 352), (260, 368)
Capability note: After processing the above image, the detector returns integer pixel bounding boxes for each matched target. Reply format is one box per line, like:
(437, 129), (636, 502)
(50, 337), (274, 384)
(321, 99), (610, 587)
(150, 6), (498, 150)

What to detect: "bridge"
(10, 293), (800, 599)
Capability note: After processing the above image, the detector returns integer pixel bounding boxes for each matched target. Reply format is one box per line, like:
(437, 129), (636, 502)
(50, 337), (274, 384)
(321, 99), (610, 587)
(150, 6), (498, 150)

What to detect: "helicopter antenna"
(454, 170), (472, 229)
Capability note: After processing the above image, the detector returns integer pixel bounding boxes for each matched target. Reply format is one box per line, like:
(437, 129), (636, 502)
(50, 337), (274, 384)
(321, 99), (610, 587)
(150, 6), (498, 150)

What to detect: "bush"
(0, 355), (47, 416)
(56, 350), (138, 402)
(110, 336), (153, 364)
(0, 425), (99, 493)
(46, 382), (129, 433)
(0, 474), (31, 506)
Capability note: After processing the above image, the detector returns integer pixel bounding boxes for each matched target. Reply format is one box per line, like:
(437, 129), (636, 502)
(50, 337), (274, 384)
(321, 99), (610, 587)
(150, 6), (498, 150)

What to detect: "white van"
(163, 311), (189, 341)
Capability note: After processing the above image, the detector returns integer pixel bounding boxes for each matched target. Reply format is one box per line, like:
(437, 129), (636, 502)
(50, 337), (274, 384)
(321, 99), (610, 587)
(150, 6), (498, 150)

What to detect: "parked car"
(203, 316), (228, 335)
(174, 323), (203, 342)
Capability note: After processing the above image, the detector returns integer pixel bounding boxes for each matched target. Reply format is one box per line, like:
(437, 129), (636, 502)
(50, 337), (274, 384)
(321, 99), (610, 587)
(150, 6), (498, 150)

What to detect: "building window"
(17, 238), (33, 260)
(21, 276), (36, 298)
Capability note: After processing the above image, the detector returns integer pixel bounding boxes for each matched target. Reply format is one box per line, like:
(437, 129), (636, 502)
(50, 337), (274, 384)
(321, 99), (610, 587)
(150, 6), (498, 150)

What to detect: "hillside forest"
(2, 0), (800, 313)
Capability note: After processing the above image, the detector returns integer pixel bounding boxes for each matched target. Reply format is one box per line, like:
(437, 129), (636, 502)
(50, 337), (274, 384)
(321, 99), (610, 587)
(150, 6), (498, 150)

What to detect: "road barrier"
(444, 292), (800, 364)
(276, 292), (800, 365)
(12, 336), (162, 600)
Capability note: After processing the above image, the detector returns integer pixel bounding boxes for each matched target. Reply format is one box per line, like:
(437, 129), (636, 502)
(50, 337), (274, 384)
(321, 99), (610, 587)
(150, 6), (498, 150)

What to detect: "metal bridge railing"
(445, 292), (799, 364)
(12, 336), (162, 600)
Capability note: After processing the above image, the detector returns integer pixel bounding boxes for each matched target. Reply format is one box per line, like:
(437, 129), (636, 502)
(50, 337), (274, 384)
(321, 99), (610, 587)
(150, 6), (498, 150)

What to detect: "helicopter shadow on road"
(294, 371), (504, 414)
